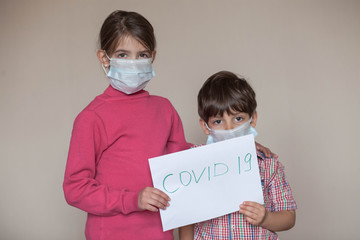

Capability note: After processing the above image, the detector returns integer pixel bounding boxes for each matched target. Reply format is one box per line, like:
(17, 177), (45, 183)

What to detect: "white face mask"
(206, 118), (258, 144)
(103, 55), (155, 94)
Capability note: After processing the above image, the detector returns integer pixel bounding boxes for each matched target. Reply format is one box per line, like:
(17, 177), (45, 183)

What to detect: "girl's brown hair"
(198, 71), (257, 123)
(99, 10), (156, 55)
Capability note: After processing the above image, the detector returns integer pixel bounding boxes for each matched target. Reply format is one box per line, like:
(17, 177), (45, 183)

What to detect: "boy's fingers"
(240, 202), (263, 216)
(240, 205), (256, 215)
(241, 201), (259, 208)
(239, 208), (256, 220)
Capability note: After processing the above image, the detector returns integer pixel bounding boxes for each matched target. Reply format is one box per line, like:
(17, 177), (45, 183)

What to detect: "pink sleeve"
(63, 110), (139, 216)
(165, 105), (192, 153)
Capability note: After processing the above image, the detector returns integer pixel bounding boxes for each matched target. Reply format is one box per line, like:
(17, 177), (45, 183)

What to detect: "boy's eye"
(213, 120), (222, 125)
(235, 116), (243, 122)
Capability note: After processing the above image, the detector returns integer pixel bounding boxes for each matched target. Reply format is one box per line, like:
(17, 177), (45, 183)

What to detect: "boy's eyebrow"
(229, 110), (246, 114)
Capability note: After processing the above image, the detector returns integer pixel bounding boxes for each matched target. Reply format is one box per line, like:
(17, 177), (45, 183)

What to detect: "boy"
(179, 71), (297, 240)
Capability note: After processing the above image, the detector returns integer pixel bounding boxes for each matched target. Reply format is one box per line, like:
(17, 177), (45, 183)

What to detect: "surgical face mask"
(103, 54), (155, 94)
(206, 118), (258, 144)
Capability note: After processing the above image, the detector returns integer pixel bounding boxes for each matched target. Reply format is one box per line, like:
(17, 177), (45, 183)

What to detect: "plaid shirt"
(194, 151), (297, 240)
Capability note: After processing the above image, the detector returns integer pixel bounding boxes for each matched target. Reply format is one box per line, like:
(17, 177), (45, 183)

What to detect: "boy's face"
(199, 110), (257, 135)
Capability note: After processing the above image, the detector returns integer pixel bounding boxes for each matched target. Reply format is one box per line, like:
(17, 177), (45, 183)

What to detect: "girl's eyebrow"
(113, 49), (151, 54)
(139, 50), (151, 54)
(113, 49), (130, 54)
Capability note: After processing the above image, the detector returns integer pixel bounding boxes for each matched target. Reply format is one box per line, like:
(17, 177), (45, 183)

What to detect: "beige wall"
(1, 0), (359, 239)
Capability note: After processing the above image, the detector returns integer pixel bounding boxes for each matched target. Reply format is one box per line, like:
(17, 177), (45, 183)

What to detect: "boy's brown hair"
(198, 71), (257, 123)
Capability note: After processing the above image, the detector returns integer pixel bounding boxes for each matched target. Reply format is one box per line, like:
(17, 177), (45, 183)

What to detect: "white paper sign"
(148, 134), (264, 231)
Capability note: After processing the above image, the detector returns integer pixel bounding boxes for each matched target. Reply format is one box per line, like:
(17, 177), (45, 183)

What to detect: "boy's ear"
(199, 118), (210, 135)
(250, 111), (258, 128)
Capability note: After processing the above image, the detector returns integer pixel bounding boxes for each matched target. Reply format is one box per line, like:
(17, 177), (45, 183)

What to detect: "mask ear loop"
(204, 122), (213, 132)
(104, 50), (111, 60)
(101, 50), (111, 75)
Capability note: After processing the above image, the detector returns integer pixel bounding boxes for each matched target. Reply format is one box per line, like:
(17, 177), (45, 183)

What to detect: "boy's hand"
(239, 201), (266, 226)
(138, 187), (170, 212)
(255, 142), (278, 158)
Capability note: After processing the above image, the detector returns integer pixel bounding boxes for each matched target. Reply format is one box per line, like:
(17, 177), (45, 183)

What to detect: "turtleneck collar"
(103, 85), (149, 99)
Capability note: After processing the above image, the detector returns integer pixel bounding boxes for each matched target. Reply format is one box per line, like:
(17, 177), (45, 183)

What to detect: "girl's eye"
(116, 53), (127, 58)
(139, 53), (150, 58)
(235, 116), (243, 122)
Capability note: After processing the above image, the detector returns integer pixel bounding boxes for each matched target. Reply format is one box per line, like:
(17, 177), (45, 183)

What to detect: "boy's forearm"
(260, 210), (296, 232)
(179, 224), (194, 240)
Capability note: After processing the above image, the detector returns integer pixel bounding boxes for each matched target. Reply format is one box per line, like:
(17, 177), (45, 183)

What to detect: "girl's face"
(97, 34), (156, 67)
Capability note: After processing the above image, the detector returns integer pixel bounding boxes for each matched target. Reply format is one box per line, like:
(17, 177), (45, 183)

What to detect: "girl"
(63, 10), (274, 240)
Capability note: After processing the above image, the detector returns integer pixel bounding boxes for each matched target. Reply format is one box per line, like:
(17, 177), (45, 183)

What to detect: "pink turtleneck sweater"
(63, 86), (189, 240)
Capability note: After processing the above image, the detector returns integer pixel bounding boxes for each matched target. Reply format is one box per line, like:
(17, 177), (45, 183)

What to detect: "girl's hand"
(239, 201), (267, 226)
(138, 187), (170, 212)
(255, 142), (278, 158)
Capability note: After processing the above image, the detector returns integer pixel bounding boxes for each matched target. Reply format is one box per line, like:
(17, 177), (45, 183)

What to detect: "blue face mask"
(206, 118), (258, 144)
(102, 52), (155, 94)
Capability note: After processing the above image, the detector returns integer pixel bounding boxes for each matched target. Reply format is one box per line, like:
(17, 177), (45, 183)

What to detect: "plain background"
(1, 0), (359, 239)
